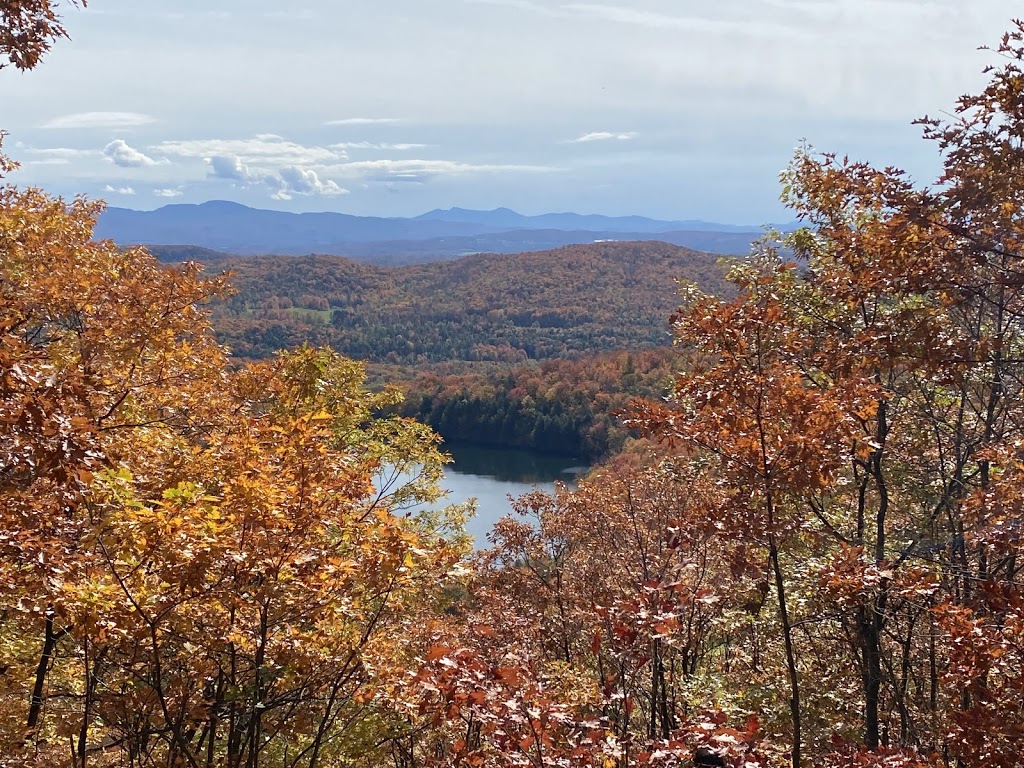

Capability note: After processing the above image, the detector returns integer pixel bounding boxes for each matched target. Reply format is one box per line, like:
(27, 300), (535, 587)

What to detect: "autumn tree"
(0, 187), (469, 768)
(389, 443), (786, 768)
(619, 20), (1024, 768)
(63, 347), (463, 768)
(0, 188), (232, 756)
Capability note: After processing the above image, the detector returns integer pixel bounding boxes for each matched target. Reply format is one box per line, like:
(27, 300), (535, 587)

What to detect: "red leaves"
(412, 639), (608, 767)
(633, 710), (773, 768)
(821, 743), (940, 768)
(933, 586), (1024, 767)
(408, 25), (1024, 768)
(494, 665), (525, 687)
(427, 644), (454, 662)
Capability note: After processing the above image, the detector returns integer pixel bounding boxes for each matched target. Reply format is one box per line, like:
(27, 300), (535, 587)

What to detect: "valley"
(195, 240), (730, 459)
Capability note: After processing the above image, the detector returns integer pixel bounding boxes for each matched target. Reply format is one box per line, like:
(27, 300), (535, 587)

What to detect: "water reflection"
(440, 442), (586, 547)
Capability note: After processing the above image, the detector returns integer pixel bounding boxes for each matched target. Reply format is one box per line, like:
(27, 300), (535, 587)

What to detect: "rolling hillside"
(208, 240), (732, 364)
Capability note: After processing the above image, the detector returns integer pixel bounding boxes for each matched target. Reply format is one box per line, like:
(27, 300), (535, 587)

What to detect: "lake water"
(439, 442), (587, 546)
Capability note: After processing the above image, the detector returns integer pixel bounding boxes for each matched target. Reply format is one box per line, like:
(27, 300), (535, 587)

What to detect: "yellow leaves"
(309, 408), (334, 423)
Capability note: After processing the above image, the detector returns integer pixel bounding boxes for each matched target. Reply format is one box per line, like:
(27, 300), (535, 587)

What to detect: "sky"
(0, 0), (1016, 223)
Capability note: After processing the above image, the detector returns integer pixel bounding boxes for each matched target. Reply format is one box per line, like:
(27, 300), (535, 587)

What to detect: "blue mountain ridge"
(95, 201), (792, 263)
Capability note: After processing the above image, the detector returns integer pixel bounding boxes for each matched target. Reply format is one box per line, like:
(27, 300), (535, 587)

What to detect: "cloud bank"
(207, 154), (348, 200)
(44, 112), (157, 130)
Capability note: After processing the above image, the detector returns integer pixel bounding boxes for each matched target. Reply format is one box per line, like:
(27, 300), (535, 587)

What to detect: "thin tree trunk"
(76, 643), (105, 768)
(860, 392), (889, 750)
(768, 527), (801, 768)
(27, 608), (67, 735)
(858, 604), (882, 750)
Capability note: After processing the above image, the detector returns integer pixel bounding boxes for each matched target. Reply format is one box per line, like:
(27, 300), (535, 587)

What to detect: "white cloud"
(464, 0), (548, 8)
(330, 142), (430, 151)
(161, 10), (231, 22)
(320, 158), (557, 183)
(103, 139), (167, 168)
(157, 136), (354, 199)
(24, 147), (100, 159)
(563, 3), (708, 29)
(43, 112), (157, 130)
(325, 117), (404, 126)
(508, 2), (802, 38)
(208, 155), (257, 182)
(462, 0), (562, 15)
(103, 184), (136, 195)
(21, 146), (100, 165)
(207, 155), (348, 199)
(465, 1), (800, 36)
(571, 131), (636, 143)
(156, 136), (344, 165)
(276, 167), (348, 199)
(154, 187), (184, 198)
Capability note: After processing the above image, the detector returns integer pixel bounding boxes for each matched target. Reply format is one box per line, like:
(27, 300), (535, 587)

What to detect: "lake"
(438, 442), (587, 546)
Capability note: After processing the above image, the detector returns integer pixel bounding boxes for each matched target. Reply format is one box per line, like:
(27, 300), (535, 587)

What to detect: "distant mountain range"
(412, 206), (759, 233)
(96, 201), (786, 264)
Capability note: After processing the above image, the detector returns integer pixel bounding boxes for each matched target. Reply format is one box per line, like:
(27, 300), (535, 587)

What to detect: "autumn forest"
(7, 4), (1024, 768)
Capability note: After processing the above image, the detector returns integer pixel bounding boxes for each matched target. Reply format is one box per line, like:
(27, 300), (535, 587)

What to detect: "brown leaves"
(635, 710), (773, 768)
(0, 0), (83, 71)
(634, 264), (864, 540)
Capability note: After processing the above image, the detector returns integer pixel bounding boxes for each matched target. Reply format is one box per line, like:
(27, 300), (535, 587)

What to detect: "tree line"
(395, 349), (677, 459)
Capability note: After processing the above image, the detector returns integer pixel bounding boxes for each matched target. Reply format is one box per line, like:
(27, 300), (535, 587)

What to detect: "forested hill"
(210, 240), (730, 364)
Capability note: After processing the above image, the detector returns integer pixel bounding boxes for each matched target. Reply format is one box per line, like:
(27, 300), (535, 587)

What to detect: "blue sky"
(0, 0), (1014, 223)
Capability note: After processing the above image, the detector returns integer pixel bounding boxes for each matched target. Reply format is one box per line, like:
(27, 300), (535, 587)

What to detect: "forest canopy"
(206, 242), (729, 365)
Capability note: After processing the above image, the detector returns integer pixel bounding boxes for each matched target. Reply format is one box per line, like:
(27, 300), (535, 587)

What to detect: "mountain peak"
(197, 200), (251, 210)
